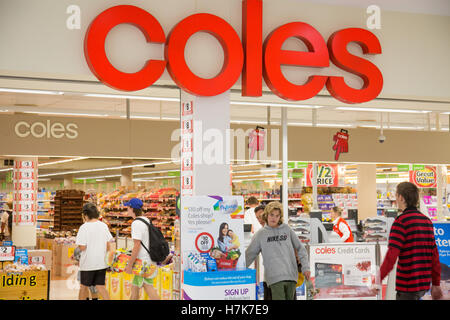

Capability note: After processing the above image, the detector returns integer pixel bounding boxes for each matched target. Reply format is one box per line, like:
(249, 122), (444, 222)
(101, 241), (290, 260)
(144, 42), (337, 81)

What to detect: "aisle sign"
(306, 164), (339, 187)
(409, 166), (437, 188)
(288, 162), (308, 169)
(397, 164), (410, 172)
(309, 243), (378, 300)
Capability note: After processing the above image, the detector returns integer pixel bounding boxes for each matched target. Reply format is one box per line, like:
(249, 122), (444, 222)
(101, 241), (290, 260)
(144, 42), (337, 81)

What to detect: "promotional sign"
(0, 245), (15, 261)
(181, 101), (194, 196)
(422, 223), (450, 299)
(84, 1), (383, 103)
(248, 126), (265, 159)
(306, 164), (339, 187)
(309, 243), (378, 300)
(12, 160), (37, 226)
(409, 166), (437, 188)
(0, 270), (49, 300)
(181, 196), (254, 299)
(332, 129), (349, 161)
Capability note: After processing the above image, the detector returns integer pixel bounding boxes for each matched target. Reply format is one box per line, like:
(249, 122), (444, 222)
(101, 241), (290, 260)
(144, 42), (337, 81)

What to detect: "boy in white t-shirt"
(123, 198), (160, 300)
(76, 203), (114, 300)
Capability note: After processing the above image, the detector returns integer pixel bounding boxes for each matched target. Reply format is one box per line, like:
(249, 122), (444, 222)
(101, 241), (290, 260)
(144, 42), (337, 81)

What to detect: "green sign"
(6, 171), (13, 183)
(277, 171), (304, 178)
(168, 171), (180, 177)
(412, 164), (425, 171)
(376, 174), (387, 179)
(397, 164), (410, 172)
(73, 179), (84, 184)
(377, 173), (400, 179)
(288, 162), (308, 169)
(1, 182), (6, 189)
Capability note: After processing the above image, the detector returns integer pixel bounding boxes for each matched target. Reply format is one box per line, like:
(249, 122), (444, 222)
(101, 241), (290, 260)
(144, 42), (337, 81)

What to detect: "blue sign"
(14, 248), (28, 265)
(434, 223), (450, 267)
(2, 241), (12, 246)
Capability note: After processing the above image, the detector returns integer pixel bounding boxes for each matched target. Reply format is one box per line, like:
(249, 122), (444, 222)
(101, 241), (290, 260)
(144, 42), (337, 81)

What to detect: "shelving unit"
(99, 188), (179, 241)
(53, 189), (85, 231)
(36, 192), (55, 231)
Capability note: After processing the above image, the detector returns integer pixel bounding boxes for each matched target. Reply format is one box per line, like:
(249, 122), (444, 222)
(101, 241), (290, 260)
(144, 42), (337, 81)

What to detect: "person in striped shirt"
(379, 182), (442, 300)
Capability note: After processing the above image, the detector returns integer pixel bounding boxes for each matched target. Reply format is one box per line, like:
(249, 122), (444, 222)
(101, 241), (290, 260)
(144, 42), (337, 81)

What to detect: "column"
(12, 157), (38, 248)
(357, 164), (378, 220)
(180, 91), (231, 196)
(436, 165), (446, 220)
(120, 160), (133, 189)
(64, 174), (73, 189)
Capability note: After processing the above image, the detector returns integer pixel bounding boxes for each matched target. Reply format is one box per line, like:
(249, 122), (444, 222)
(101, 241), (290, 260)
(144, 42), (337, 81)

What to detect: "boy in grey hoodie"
(245, 201), (310, 300)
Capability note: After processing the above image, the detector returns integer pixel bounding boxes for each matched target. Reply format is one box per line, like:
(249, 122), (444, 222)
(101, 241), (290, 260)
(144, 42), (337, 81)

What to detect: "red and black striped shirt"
(380, 207), (441, 292)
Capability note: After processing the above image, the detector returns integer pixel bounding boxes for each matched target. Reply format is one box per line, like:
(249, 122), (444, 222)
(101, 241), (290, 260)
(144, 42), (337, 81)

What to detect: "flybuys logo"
(211, 197), (243, 218)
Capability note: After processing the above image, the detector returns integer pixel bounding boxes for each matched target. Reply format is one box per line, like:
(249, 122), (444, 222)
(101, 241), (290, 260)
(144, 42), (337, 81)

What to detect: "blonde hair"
(332, 206), (343, 216)
(263, 201), (284, 225)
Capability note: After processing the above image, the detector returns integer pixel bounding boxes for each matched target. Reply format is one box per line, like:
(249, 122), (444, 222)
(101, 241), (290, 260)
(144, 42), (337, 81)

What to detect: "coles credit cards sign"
(306, 164), (339, 187)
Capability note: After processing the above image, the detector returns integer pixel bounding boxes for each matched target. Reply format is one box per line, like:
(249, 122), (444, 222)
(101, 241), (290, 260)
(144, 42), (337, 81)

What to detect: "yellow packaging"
(105, 271), (110, 294)
(121, 272), (134, 300)
(139, 286), (149, 300)
(160, 266), (173, 300)
(153, 268), (161, 296)
(109, 272), (122, 300)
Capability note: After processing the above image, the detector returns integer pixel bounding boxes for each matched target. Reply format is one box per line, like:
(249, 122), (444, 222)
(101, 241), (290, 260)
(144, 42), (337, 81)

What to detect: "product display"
(53, 189), (85, 231)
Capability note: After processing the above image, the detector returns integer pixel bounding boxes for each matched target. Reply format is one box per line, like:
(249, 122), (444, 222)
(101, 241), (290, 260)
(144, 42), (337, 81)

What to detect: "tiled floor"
(50, 278), (79, 300)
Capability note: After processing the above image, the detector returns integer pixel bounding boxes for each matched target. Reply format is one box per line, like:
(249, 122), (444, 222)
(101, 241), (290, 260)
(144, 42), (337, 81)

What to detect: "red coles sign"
(84, 0), (383, 103)
(333, 129), (349, 161)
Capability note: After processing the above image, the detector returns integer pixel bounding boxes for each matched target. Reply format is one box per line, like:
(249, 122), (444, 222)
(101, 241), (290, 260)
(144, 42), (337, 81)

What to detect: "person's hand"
(431, 286), (443, 300)
(162, 254), (173, 265)
(303, 271), (311, 280)
(124, 263), (133, 275)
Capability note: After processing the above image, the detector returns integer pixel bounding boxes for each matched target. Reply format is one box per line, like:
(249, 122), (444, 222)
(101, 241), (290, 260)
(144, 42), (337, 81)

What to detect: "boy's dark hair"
(82, 202), (99, 220)
(133, 208), (143, 217)
(246, 196), (259, 206)
(396, 182), (419, 208)
(254, 205), (265, 213)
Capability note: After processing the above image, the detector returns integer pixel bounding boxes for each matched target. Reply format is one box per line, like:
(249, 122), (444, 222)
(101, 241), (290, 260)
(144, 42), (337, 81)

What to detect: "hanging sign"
(332, 129), (349, 161)
(306, 164), (339, 187)
(248, 126), (265, 159)
(409, 166), (437, 188)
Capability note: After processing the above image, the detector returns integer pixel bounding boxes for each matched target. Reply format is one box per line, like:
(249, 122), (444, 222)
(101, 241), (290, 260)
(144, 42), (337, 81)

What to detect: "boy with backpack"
(123, 198), (171, 300)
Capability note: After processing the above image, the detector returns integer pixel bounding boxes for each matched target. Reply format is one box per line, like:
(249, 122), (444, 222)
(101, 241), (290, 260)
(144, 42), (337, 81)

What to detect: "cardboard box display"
(28, 249), (52, 271)
(109, 272), (122, 300)
(59, 244), (77, 278)
(52, 243), (62, 277)
(121, 272), (134, 300)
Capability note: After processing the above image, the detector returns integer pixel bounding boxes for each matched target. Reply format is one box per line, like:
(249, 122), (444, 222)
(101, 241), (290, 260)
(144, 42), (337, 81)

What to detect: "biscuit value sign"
(84, 0), (383, 104)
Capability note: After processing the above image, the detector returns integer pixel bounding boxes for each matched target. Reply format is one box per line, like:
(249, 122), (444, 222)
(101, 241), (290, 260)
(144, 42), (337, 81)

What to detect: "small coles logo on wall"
(84, 0), (383, 104)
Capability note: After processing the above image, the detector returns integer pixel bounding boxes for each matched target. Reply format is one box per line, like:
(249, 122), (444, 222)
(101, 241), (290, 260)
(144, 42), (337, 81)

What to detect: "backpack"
(135, 217), (170, 263)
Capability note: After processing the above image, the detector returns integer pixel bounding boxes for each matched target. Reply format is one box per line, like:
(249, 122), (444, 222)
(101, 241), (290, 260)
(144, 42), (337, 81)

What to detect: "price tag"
(182, 175), (193, 190)
(0, 246), (15, 261)
(182, 119), (193, 134)
(14, 170), (35, 180)
(182, 156), (193, 171)
(182, 101), (194, 116)
(14, 181), (35, 190)
(15, 161), (35, 169)
(29, 255), (45, 265)
(14, 202), (36, 212)
(182, 136), (193, 153)
(14, 191), (35, 201)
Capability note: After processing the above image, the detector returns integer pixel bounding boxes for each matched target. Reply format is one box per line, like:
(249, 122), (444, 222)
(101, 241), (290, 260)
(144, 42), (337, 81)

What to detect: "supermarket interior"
(0, 0), (449, 301)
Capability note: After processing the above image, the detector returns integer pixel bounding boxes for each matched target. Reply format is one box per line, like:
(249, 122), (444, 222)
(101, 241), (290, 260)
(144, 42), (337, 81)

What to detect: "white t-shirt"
(76, 220), (113, 271)
(1, 211), (10, 236)
(244, 207), (262, 235)
(131, 217), (152, 263)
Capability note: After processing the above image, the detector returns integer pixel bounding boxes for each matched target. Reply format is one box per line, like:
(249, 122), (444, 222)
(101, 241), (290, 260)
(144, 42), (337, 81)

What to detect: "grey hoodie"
(245, 223), (310, 286)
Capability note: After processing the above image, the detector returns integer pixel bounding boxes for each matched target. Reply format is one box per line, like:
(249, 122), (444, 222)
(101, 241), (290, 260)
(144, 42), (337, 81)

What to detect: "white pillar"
(12, 157), (38, 248)
(120, 160), (133, 189)
(436, 165), (446, 220)
(312, 162), (318, 210)
(64, 174), (73, 189)
(180, 91), (231, 196)
(282, 107), (288, 223)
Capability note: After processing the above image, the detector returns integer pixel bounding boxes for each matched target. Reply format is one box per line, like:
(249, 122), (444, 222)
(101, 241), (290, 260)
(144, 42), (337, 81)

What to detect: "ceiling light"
(336, 107), (431, 114)
(0, 88), (64, 95)
(39, 157), (88, 167)
(38, 160), (177, 178)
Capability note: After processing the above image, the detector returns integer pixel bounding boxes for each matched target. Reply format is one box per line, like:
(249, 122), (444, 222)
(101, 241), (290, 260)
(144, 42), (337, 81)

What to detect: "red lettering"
(84, 3), (383, 103)
(84, 5), (166, 91)
(165, 13), (244, 96)
(326, 28), (383, 103)
(263, 22), (329, 101)
(242, 0), (263, 96)
(315, 246), (336, 254)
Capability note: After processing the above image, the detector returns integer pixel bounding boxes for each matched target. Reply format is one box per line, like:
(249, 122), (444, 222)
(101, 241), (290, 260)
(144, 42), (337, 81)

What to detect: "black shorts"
(79, 269), (107, 287)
